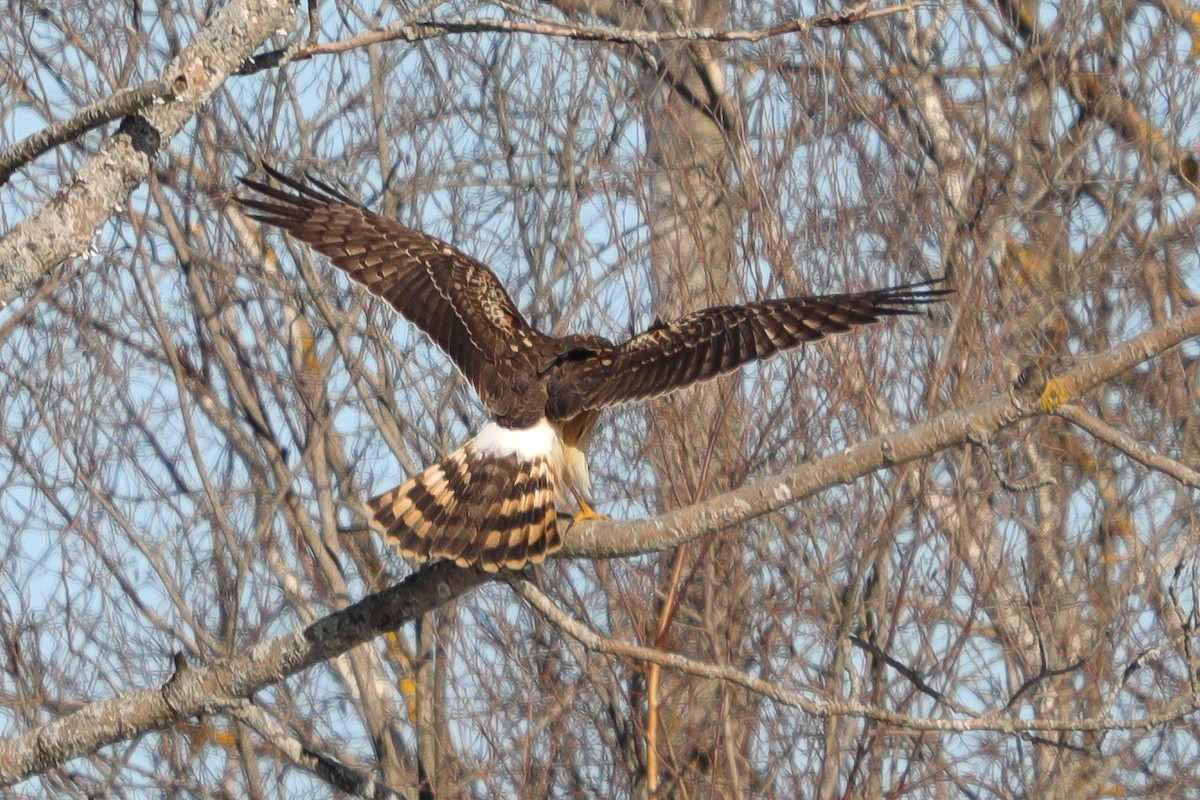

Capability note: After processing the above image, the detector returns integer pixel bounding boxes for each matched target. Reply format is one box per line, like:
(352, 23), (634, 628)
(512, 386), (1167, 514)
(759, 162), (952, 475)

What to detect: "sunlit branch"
(508, 574), (1200, 734)
(239, 3), (918, 75)
(0, 0), (296, 310)
(1055, 404), (1200, 489)
(0, 562), (492, 789)
(563, 304), (1200, 560)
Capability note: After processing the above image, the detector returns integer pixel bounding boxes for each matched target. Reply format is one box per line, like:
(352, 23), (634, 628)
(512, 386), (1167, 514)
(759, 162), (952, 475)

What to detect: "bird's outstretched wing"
(237, 165), (546, 421)
(546, 281), (951, 418)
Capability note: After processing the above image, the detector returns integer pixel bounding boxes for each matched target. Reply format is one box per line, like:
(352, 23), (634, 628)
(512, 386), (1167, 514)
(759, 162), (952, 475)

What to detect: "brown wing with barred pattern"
(238, 165), (547, 425)
(546, 280), (950, 419)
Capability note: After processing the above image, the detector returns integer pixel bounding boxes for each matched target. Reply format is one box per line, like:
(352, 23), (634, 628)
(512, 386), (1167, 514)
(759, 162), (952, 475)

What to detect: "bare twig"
(230, 702), (409, 799)
(507, 575), (1199, 734)
(238, 3), (917, 75)
(848, 635), (965, 713)
(1054, 404), (1200, 489)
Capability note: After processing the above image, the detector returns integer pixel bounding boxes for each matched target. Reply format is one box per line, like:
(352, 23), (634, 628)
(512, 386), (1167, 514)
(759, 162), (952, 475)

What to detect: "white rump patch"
(474, 419), (558, 461)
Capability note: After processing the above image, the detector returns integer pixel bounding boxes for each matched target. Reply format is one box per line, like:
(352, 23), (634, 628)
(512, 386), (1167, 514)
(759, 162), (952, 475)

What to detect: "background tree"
(1, 0), (1199, 797)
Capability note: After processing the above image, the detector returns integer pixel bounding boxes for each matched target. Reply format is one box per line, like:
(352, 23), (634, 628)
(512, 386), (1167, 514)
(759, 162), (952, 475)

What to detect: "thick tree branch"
(0, 0), (296, 310)
(562, 304), (1200, 559)
(0, 563), (492, 788)
(2, 304), (1198, 787)
(0, 79), (179, 188)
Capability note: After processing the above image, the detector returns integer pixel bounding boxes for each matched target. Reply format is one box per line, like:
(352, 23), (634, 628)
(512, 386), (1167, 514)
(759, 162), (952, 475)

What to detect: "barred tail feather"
(368, 440), (560, 571)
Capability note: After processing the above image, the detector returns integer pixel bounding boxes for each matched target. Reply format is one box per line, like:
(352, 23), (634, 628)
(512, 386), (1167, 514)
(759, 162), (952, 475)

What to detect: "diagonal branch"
(0, 79), (180, 188)
(0, 563), (493, 788)
(0, 0), (296, 310)
(2, 303), (1198, 787)
(562, 303), (1200, 560)
(229, 701), (409, 799)
(1054, 403), (1200, 489)
(508, 575), (1199, 734)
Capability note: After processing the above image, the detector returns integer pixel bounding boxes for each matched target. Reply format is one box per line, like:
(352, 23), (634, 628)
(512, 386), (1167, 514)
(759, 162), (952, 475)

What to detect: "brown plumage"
(238, 164), (951, 571)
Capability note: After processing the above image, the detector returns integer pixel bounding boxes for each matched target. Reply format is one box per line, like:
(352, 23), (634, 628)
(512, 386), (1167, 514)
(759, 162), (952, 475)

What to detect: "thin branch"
(1055, 404), (1200, 489)
(848, 635), (963, 712)
(0, 78), (179, 187)
(507, 575), (1200, 734)
(238, 3), (917, 75)
(229, 702), (409, 800)
(1004, 658), (1087, 711)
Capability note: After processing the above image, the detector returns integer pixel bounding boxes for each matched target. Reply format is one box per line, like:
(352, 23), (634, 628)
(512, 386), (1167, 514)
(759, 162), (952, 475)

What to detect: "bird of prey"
(238, 165), (949, 572)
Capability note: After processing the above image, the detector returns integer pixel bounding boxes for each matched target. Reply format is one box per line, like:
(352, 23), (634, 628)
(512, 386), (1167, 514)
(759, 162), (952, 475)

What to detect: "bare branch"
(239, 4), (917, 75)
(229, 702), (409, 799)
(563, 304), (1200, 560)
(0, 0), (295, 310)
(1055, 404), (1200, 489)
(0, 563), (491, 788)
(507, 575), (1200, 734)
(0, 78), (179, 187)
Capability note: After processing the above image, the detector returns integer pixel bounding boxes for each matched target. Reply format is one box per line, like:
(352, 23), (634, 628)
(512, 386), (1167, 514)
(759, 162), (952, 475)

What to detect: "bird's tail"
(368, 438), (560, 571)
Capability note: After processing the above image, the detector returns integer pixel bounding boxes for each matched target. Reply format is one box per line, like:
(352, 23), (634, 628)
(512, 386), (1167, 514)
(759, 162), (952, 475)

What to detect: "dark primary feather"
(237, 164), (549, 426)
(544, 281), (951, 418)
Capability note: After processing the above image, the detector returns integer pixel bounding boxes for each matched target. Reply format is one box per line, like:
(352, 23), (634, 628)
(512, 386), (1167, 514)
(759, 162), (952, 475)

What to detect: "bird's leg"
(567, 483), (608, 523)
(573, 498), (608, 524)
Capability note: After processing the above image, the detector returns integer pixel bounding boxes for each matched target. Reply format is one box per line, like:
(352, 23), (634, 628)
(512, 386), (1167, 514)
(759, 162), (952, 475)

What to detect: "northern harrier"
(238, 165), (949, 571)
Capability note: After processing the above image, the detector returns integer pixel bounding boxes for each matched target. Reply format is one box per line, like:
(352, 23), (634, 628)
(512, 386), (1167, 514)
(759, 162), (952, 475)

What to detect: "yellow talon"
(572, 499), (608, 524)
(1041, 378), (1070, 412)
